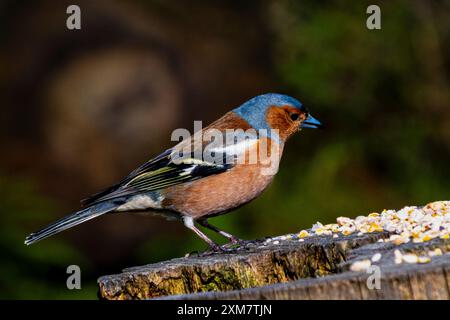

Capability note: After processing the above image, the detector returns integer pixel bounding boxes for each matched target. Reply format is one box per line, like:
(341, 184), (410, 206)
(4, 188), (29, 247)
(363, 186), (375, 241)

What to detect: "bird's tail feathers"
(24, 201), (119, 245)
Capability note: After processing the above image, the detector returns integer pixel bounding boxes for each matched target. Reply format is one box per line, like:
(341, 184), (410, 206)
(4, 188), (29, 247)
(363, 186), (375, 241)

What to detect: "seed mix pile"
(264, 201), (449, 270)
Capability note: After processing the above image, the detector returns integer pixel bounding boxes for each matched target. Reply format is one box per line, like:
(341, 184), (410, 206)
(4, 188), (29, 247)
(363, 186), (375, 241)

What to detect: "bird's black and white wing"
(80, 151), (228, 206)
(81, 129), (259, 207)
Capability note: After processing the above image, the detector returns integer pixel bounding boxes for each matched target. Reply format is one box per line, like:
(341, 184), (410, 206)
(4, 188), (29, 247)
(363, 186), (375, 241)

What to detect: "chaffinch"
(25, 93), (322, 251)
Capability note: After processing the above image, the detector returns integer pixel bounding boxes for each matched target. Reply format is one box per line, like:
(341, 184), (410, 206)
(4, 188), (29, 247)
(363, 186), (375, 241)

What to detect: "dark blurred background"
(0, 0), (449, 299)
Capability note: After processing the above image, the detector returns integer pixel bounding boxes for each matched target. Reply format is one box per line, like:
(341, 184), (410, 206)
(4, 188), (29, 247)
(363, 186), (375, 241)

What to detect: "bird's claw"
(214, 243), (238, 253)
(187, 239), (252, 257)
(221, 238), (249, 250)
(199, 243), (240, 256)
(193, 246), (230, 257)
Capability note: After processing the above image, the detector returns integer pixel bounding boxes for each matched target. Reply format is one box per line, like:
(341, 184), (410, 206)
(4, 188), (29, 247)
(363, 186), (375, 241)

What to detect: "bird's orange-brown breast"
(161, 111), (282, 218)
(161, 159), (275, 218)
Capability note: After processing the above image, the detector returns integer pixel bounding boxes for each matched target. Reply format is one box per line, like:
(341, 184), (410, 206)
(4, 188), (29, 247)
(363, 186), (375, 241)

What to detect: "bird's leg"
(197, 219), (243, 244)
(183, 216), (222, 252)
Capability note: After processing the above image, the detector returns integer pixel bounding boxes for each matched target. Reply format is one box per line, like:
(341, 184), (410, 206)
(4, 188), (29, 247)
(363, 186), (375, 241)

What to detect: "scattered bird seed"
(260, 201), (448, 258)
(298, 230), (310, 238)
(402, 253), (419, 264)
(418, 256), (431, 264)
(371, 253), (382, 262)
(294, 201), (450, 246)
(392, 250), (432, 265)
(394, 249), (403, 264)
(350, 259), (372, 272)
(428, 248), (443, 257)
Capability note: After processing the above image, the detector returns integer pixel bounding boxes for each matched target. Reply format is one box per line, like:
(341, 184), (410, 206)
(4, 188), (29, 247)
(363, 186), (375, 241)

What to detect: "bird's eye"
(290, 113), (299, 121)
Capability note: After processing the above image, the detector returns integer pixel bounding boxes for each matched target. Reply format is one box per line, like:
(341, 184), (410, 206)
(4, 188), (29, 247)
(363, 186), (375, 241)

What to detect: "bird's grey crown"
(233, 93), (304, 133)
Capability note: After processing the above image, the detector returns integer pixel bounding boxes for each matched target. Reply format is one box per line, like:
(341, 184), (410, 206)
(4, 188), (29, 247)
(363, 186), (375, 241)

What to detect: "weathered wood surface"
(98, 227), (450, 300)
(163, 239), (450, 300)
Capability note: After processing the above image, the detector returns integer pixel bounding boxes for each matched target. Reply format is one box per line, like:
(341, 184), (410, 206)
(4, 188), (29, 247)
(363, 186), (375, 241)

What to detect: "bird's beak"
(301, 114), (324, 129)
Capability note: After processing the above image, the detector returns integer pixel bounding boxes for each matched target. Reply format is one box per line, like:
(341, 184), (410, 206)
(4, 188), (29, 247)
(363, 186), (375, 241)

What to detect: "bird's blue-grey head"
(233, 93), (322, 142)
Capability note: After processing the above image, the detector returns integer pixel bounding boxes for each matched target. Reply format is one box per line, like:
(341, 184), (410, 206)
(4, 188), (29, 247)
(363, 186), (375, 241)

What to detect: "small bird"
(25, 93), (322, 251)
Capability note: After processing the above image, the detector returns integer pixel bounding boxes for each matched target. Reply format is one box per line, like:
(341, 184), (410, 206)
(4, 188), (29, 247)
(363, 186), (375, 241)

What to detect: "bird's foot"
(186, 240), (252, 257)
(221, 237), (249, 250)
(193, 245), (235, 257)
(214, 243), (240, 253)
(230, 237), (244, 244)
(185, 239), (260, 257)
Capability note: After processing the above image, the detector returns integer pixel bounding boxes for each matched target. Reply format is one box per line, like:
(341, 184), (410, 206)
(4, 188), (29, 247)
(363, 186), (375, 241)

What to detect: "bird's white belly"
(116, 194), (163, 211)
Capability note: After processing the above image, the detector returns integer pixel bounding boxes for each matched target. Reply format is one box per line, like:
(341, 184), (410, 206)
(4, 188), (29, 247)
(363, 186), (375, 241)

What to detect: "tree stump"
(98, 202), (450, 300)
